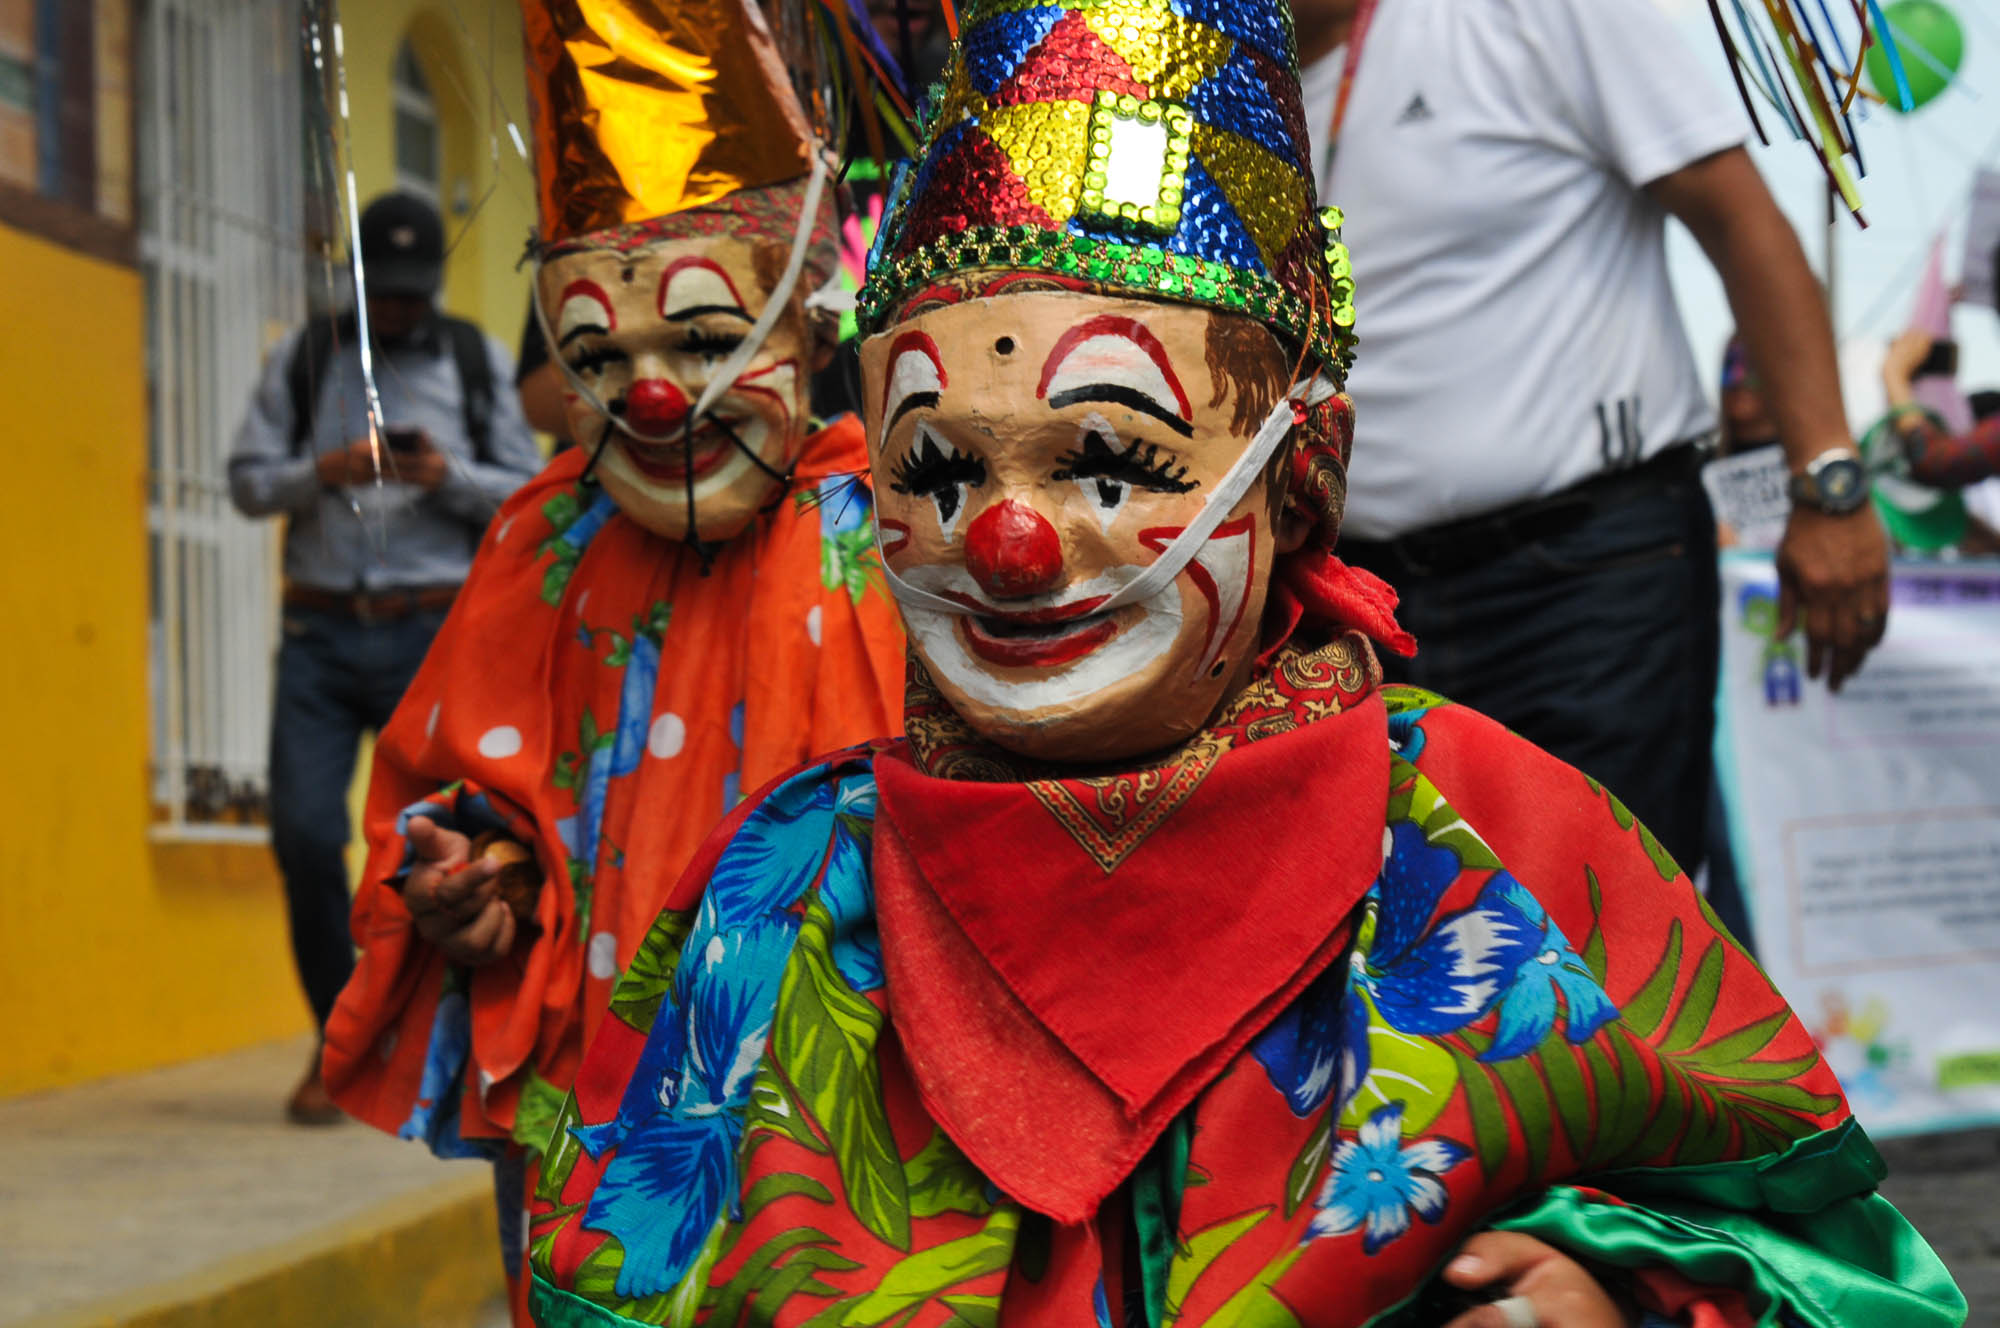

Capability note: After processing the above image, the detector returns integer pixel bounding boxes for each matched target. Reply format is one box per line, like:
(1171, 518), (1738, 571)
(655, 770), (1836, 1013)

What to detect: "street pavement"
(0, 1034), (502, 1327)
(0, 1036), (1989, 1325)
(1878, 1128), (2000, 1326)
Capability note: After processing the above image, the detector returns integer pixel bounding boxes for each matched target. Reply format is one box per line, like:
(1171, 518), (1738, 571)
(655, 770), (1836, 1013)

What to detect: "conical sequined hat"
(521, 0), (817, 246)
(856, 0), (1354, 377)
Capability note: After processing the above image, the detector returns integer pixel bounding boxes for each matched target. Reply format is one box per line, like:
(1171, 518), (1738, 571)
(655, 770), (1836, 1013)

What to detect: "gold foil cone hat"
(522, 0), (818, 244)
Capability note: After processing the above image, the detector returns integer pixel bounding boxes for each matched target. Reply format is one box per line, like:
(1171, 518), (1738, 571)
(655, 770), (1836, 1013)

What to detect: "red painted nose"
(965, 500), (1063, 599)
(625, 378), (690, 435)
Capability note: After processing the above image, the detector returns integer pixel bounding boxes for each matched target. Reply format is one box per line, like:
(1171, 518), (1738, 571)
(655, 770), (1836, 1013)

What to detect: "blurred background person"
(226, 191), (542, 1124)
(513, 302), (576, 451)
(1291, 0), (1889, 874)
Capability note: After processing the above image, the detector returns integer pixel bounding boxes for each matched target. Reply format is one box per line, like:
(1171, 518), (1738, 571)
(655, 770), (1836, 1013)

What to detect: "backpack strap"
(285, 312), (497, 463)
(442, 316), (497, 466)
(284, 312), (354, 455)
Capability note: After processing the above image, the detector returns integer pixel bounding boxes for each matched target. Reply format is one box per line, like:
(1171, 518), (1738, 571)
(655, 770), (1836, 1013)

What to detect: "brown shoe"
(286, 1040), (346, 1126)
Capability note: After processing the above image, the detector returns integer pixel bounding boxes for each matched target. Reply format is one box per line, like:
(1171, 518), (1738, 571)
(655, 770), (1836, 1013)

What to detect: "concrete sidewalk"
(1, 1035), (507, 1328)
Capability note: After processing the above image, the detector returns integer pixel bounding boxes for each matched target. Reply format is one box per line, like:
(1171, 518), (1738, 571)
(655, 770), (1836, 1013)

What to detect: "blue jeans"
(1343, 470), (1720, 874)
(268, 604), (447, 1026)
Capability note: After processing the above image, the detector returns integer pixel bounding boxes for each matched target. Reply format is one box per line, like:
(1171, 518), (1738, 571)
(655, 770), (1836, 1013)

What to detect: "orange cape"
(324, 418), (905, 1145)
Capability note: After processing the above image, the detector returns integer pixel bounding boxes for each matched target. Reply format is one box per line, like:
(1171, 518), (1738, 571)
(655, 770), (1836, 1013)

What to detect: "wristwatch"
(1788, 447), (1870, 515)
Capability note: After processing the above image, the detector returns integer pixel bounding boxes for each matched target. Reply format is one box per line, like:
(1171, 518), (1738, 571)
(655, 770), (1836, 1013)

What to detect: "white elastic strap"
(804, 279), (855, 313)
(1092, 376), (1335, 612)
(530, 149), (832, 445)
(690, 152), (830, 424)
(876, 375), (1336, 617)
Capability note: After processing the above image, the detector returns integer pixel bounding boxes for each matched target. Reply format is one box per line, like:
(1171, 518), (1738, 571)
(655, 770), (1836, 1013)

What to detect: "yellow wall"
(339, 0), (539, 339)
(0, 0), (538, 1097)
(0, 223), (310, 1095)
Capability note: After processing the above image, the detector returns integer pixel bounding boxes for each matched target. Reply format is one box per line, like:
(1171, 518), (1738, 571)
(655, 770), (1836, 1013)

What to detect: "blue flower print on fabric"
(1250, 964), (1362, 1118)
(555, 634), (660, 872)
(820, 775), (885, 992)
(1385, 704), (1433, 762)
(1306, 1102), (1466, 1255)
(1365, 824), (1537, 1039)
(1476, 877), (1619, 1062)
(573, 763), (845, 1299)
(816, 474), (871, 540)
(1362, 824), (1619, 1060)
(395, 987), (494, 1160)
(557, 489), (619, 554)
(721, 701), (747, 810)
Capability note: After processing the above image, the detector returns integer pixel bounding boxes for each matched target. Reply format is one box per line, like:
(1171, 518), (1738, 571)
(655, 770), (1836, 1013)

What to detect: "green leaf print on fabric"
(1283, 1117), (1331, 1219)
(1164, 1209), (1268, 1325)
(797, 1211), (1020, 1328)
(537, 489), (590, 606)
(512, 1067), (572, 1154)
(823, 527), (885, 606)
(1337, 988), (1460, 1136)
(703, 1227), (858, 1327)
(770, 896), (913, 1252)
(610, 908), (698, 1032)
(1586, 776), (1680, 882)
(906, 1130), (994, 1220)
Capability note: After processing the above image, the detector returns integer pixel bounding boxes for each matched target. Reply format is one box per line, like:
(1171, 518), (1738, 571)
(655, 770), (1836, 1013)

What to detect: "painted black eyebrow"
(663, 304), (752, 323)
(1048, 384), (1194, 438)
(884, 390), (941, 436)
(557, 322), (608, 349)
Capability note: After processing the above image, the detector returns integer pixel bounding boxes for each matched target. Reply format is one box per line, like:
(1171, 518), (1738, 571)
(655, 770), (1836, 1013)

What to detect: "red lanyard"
(1320, 0), (1380, 185)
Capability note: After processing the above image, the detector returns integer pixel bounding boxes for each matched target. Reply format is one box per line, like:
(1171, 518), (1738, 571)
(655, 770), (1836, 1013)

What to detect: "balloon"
(1864, 0), (1965, 112)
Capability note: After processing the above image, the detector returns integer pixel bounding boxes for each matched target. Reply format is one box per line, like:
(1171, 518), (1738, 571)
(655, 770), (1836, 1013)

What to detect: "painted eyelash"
(565, 344), (628, 377)
(1053, 432), (1196, 494)
(889, 431), (986, 497)
(682, 330), (745, 357)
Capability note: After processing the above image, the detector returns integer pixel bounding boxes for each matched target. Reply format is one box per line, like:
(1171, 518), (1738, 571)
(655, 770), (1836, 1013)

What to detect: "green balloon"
(1865, 0), (1965, 112)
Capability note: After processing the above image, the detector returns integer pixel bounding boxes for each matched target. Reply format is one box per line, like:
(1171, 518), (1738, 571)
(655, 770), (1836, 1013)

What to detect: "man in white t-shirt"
(1294, 0), (1888, 870)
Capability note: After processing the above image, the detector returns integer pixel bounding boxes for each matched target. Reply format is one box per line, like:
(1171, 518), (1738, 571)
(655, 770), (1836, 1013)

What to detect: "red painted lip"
(619, 428), (736, 483)
(939, 591), (1110, 624)
(959, 609), (1120, 669)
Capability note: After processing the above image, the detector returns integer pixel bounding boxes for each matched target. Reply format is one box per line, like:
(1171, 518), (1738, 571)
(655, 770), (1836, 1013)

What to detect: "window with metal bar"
(139, 0), (304, 839)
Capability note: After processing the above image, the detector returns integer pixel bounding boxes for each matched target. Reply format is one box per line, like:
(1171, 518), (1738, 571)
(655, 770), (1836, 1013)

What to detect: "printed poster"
(1717, 555), (2000, 1136)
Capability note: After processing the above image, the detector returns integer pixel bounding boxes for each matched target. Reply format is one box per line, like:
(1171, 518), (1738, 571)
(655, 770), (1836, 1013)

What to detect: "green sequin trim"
(857, 223), (1356, 379)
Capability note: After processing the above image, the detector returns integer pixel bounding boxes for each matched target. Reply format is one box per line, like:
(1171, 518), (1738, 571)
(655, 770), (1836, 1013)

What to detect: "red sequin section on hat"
(992, 10), (1150, 108)
(896, 125), (1055, 253)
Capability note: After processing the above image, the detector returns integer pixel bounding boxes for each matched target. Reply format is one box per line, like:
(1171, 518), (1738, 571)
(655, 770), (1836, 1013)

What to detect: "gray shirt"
(228, 321), (544, 592)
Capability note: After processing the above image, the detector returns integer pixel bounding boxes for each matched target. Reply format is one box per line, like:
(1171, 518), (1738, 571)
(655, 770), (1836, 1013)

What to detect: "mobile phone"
(384, 426), (425, 455)
(1915, 339), (1959, 380)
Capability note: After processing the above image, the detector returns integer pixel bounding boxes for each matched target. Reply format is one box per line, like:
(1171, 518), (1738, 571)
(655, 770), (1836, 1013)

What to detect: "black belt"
(1339, 443), (1708, 580)
(284, 583), (459, 623)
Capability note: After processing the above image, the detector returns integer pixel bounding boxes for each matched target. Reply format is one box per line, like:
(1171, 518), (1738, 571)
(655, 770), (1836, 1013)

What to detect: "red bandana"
(873, 635), (1389, 1220)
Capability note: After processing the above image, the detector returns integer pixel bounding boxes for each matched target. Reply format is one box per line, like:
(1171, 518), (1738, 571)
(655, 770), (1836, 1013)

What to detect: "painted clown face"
(861, 289), (1294, 761)
(537, 231), (816, 542)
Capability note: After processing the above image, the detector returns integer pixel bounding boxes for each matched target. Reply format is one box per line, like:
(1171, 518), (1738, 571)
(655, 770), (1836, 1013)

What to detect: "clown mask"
(538, 226), (827, 542)
(861, 289), (1307, 762)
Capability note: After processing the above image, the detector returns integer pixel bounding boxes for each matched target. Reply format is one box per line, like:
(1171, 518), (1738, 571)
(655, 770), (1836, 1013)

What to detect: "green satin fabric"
(1130, 1116), (1193, 1328)
(1483, 1123), (1964, 1328)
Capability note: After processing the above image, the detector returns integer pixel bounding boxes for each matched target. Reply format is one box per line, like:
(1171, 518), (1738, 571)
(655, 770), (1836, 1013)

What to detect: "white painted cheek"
(1187, 521), (1257, 676)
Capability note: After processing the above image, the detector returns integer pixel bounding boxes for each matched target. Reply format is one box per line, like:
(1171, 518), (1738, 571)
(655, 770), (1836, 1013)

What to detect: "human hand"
(1439, 1233), (1629, 1328)
(384, 429), (452, 491)
(1776, 504), (1889, 692)
(401, 816), (518, 966)
(1881, 330), (1934, 400)
(315, 437), (388, 487)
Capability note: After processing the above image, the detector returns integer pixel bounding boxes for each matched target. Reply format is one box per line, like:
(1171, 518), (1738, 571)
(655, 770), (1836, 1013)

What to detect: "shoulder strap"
(284, 313), (352, 454)
(443, 316), (496, 465)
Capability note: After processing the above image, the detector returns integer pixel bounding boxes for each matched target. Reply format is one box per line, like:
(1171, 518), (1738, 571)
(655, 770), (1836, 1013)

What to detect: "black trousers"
(268, 604), (448, 1026)
(1341, 467), (1720, 874)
